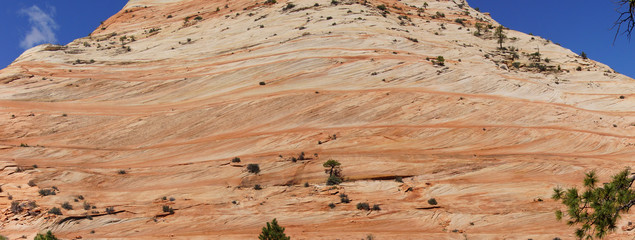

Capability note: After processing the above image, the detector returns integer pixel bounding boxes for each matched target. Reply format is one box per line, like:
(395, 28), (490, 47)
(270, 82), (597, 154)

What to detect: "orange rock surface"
(0, 0), (634, 239)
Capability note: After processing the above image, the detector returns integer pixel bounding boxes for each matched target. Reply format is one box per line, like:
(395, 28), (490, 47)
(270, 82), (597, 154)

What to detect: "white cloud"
(19, 5), (58, 49)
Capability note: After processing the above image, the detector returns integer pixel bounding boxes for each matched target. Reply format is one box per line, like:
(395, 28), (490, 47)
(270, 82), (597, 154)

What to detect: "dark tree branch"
(613, 0), (635, 43)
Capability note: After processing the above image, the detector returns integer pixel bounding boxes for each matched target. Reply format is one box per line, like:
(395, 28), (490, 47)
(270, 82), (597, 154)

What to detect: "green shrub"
(162, 205), (174, 214)
(48, 207), (62, 215)
(34, 231), (58, 240)
(356, 202), (370, 210)
(247, 164), (260, 174)
(83, 202), (91, 210)
(395, 176), (403, 183)
(259, 218), (290, 240)
(264, 0), (277, 4)
(282, 3), (295, 10)
(372, 204), (381, 211)
(254, 184), (263, 190)
(377, 4), (387, 11)
(326, 175), (342, 185)
(118, 170), (127, 174)
(340, 193), (350, 203)
(39, 189), (56, 196)
(106, 207), (115, 214)
(231, 157), (241, 163)
(512, 62), (521, 68)
(580, 51), (588, 59)
(61, 202), (73, 210)
(433, 56), (445, 66)
(428, 198), (438, 205)
(454, 18), (466, 26)
(328, 203), (336, 209)
(10, 201), (22, 213)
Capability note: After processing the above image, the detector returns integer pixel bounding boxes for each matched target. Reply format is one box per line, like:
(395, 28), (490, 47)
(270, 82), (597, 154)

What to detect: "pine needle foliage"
(259, 218), (290, 240)
(552, 169), (635, 239)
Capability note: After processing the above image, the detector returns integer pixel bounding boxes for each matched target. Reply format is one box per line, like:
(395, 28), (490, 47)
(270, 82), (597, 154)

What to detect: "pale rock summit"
(0, 0), (634, 239)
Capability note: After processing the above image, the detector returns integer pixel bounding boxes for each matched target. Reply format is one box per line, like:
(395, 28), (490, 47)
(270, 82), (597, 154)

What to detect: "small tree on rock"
(552, 168), (635, 239)
(323, 159), (342, 185)
(495, 25), (506, 49)
(323, 159), (341, 176)
(34, 231), (58, 240)
(259, 218), (290, 240)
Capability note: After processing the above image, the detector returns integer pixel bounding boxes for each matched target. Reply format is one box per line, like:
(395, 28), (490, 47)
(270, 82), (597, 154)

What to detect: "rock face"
(0, 0), (634, 239)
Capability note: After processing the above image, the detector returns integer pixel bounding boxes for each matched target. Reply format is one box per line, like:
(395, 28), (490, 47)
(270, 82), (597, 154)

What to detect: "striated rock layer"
(0, 0), (634, 239)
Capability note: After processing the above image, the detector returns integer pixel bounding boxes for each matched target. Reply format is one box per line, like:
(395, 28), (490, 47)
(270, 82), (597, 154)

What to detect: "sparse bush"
(576, 66), (582, 71)
(395, 176), (403, 183)
(580, 51), (588, 59)
(232, 157), (241, 163)
(326, 175), (342, 185)
(169, 197), (175, 201)
(328, 203), (336, 209)
(162, 205), (174, 214)
(433, 56), (445, 66)
(34, 231), (58, 240)
(454, 18), (466, 26)
(48, 207), (62, 215)
(304, 182), (309, 187)
(247, 164), (261, 174)
(282, 3), (295, 10)
(377, 4), (387, 11)
(10, 201), (22, 213)
(435, 12), (445, 18)
(83, 202), (91, 210)
(61, 202), (73, 210)
(512, 62), (521, 69)
(39, 189), (56, 196)
(264, 0), (277, 4)
(28, 180), (37, 187)
(259, 81), (266, 85)
(340, 193), (350, 203)
(118, 169), (127, 174)
(428, 198), (438, 205)
(372, 204), (381, 211)
(105, 207), (115, 214)
(254, 184), (263, 190)
(356, 202), (370, 210)
(194, 16), (203, 21)
(259, 218), (290, 240)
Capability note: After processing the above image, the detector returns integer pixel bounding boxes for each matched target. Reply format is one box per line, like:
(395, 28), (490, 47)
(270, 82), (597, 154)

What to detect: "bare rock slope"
(1, 0), (634, 239)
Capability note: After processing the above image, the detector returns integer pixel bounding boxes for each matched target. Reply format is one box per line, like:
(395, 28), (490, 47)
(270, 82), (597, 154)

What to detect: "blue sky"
(469, 0), (634, 78)
(0, 1), (633, 78)
(0, 1), (127, 67)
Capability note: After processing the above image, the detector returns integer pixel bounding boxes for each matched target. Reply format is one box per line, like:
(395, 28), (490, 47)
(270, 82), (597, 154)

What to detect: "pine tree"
(495, 25), (506, 49)
(552, 168), (635, 239)
(34, 231), (58, 240)
(259, 218), (291, 240)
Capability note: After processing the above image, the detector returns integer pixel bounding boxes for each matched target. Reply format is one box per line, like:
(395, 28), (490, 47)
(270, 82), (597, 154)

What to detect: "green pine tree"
(552, 168), (635, 239)
(259, 218), (290, 240)
(34, 231), (58, 240)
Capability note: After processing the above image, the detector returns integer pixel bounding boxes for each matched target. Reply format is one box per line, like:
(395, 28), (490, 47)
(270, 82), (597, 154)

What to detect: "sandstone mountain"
(1, 0), (634, 239)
